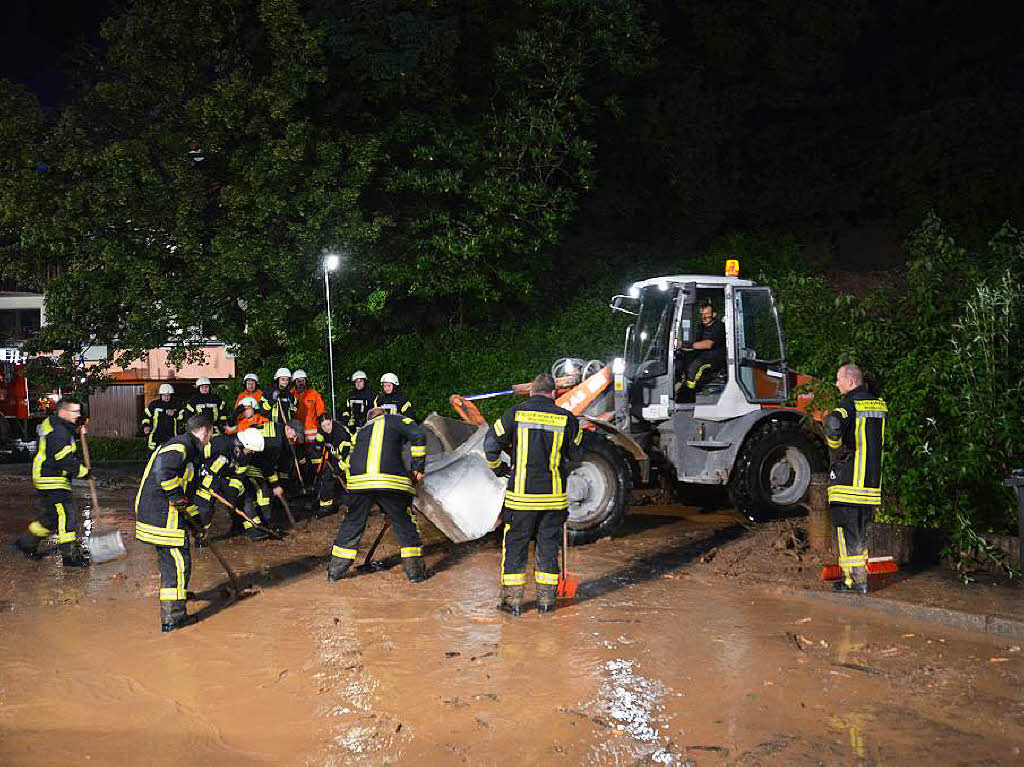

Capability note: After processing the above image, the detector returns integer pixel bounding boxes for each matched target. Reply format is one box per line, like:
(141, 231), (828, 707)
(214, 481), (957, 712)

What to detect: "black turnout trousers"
(500, 508), (566, 587)
(331, 491), (422, 561)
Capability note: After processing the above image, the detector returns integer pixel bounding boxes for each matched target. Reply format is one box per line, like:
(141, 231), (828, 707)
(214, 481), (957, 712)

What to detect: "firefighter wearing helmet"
(235, 373), (271, 420)
(142, 383), (181, 452)
(342, 370), (375, 430)
(374, 372), (413, 419)
(193, 427), (273, 543)
(182, 376), (227, 434)
(292, 370), (326, 483)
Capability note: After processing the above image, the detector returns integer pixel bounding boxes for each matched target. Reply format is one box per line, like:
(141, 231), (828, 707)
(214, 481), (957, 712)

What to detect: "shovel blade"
(557, 573), (579, 599)
(85, 530), (127, 564)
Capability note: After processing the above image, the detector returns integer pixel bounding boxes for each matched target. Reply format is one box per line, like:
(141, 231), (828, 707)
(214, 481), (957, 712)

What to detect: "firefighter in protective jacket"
(326, 407), (428, 582)
(484, 374), (583, 615)
(342, 370), (374, 430)
(374, 373), (413, 418)
(193, 428), (270, 541)
(14, 398), (91, 566)
(142, 383), (180, 451)
(825, 364), (887, 594)
(134, 415), (213, 632)
(310, 415), (352, 518)
(182, 377), (227, 433)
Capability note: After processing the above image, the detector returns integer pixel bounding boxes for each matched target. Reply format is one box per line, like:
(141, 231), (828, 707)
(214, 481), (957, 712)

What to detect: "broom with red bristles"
(557, 521), (579, 598)
(820, 556), (898, 581)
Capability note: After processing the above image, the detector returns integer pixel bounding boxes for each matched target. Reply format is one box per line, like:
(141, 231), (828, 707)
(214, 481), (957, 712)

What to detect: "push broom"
(557, 521), (579, 598)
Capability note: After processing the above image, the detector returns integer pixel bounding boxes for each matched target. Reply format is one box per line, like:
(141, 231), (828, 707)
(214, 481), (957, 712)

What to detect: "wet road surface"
(1, 477), (1022, 765)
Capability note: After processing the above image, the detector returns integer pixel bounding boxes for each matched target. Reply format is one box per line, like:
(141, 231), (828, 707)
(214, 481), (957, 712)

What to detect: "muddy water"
(1, 476), (1022, 765)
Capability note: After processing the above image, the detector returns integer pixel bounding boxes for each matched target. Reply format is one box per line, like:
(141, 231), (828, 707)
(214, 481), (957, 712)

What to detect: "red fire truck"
(0, 348), (59, 460)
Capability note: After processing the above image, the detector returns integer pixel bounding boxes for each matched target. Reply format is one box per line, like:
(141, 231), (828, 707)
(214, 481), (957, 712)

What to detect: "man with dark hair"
(679, 303), (727, 394)
(484, 373), (583, 615)
(310, 415), (352, 519)
(135, 414), (213, 631)
(14, 398), (91, 566)
(326, 406), (428, 582)
(825, 364), (887, 594)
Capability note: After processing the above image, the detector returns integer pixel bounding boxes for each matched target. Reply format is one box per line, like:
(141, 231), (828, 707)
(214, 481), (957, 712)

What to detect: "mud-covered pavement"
(1, 475), (1022, 765)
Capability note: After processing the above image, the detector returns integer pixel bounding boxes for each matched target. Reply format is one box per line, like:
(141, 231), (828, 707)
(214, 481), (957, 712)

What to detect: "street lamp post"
(323, 253), (341, 418)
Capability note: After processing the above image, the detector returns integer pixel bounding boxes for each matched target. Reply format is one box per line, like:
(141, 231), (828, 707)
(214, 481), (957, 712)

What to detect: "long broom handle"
(207, 489), (285, 539)
(184, 515), (242, 592)
(562, 521), (568, 576)
(79, 424), (102, 513)
(360, 517), (391, 567)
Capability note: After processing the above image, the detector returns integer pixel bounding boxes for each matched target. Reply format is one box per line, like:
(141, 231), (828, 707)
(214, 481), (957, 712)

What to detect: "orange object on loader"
(557, 522), (579, 599)
(820, 556), (898, 581)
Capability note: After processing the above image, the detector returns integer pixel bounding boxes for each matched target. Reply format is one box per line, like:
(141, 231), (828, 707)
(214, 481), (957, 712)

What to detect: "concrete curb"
(767, 583), (1024, 640)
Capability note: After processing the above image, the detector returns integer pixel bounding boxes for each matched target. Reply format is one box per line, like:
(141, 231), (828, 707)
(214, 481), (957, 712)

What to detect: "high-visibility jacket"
(374, 389), (413, 418)
(32, 415), (89, 492)
(182, 392), (227, 432)
(268, 386), (297, 428)
(293, 385), (326, 442)
(346, 413), (426, 495)
(484, 394), (583, 511)
(193, 433), (250, 511)
(825, 386), (887, 506)
(235, 388), (265, 408)
(142, 398), (180, 450)
(343, 387), (375, 429)
(312, 421), (353, 474)
(134, 433), (204, 547)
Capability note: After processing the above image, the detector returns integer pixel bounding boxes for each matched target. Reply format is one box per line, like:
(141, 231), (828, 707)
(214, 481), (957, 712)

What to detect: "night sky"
(1, 1), (110, 109)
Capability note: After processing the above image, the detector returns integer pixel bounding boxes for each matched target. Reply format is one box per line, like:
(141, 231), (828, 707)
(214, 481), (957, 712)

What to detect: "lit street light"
(323, 253), (341, 418)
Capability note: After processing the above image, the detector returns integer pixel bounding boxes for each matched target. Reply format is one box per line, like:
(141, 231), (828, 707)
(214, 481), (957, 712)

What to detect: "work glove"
(492, 462), (509, 478)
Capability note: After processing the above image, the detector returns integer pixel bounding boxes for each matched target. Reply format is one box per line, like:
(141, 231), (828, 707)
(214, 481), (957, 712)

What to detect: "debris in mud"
(445, 651), (461, 658)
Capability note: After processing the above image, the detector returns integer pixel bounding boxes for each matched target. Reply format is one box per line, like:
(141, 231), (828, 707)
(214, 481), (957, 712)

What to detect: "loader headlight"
(612, 357), (625, 375)
(629, 285), (640, 298)
(657, 280), (668, 291)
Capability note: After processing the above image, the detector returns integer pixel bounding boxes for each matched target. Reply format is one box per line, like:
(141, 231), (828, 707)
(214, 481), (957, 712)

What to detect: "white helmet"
(243, 373), (258, 383)
(292, 369), (307, 380)
(158, 383), (174, 395)
(274, 367), (291, 380)
(380, 373), (399, 386)
(238, 396), (258, 410)
(351, 370), (367, 382)
(196, 377), (211, 387)
(236, 428), (265, 452)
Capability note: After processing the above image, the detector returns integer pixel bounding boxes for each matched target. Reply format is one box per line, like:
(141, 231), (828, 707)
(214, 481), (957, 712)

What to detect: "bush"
(85, 436), (149, 462)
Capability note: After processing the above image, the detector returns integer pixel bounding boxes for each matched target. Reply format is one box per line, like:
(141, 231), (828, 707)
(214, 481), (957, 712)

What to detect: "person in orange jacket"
(292, 370), (325, 482)
(235, 373), (272, 418)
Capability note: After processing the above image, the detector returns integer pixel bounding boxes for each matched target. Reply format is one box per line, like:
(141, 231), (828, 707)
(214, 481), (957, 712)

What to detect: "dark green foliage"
(84, 436), (149, 462)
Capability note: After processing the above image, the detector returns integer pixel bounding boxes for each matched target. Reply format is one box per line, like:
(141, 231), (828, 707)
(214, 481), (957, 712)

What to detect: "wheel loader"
(415, 262), (826, 545)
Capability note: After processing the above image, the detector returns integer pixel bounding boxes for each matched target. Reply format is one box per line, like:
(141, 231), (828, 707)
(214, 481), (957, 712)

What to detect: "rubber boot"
(851, 564), (869, 595)
(536, 584), (558, 614)
(326, 557), (352, 581)
(402, 555), (429, 583)
(247, 526), (271, 542)
(160, 600), (192, 632)
(13, 531), (42, 560)
(497, 585), (524, 616)
(60, 543), (90, 568)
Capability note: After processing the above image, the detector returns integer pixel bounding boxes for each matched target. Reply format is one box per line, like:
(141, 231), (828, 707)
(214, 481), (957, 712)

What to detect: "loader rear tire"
(728, 418), (825, 521)
(566, 431), (632, 545)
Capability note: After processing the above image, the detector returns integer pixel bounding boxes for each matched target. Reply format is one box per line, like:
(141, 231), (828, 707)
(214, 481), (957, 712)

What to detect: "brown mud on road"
(1, 475), (1022, 765)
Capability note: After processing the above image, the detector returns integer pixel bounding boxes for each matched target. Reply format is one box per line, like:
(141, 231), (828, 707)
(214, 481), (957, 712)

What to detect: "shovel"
(557, 521), (579, 599)
(355, 517), (391, 573)
(78, 425), (127, 564)
(184, 515), (257, 603)
(207, 489), (287, 540)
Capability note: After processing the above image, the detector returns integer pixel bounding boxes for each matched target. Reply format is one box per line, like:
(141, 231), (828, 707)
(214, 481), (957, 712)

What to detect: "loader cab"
(621, 275), (789, 425)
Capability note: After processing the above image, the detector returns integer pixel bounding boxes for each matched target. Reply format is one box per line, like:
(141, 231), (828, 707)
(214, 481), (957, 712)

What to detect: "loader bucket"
(416, 414), (505, 543)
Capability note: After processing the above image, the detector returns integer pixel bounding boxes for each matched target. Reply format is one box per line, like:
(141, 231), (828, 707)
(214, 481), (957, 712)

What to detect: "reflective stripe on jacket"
(825, 387), (887, 506)
(346, 414), (426, 495)
(134, 433), (203, 546)
(483, 395), (583, 511)
(294, 386), (326, 441)
(32, 415), (89, 492)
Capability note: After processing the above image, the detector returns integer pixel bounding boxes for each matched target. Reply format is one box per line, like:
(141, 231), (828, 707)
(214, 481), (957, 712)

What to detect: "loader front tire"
(728, 418), (825, 521)
(566, 431), (632, 545)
